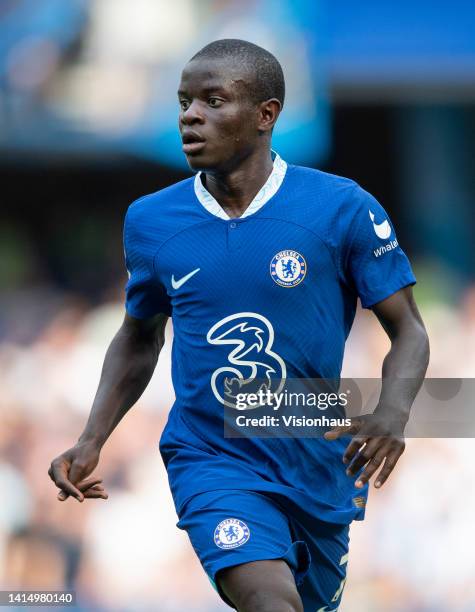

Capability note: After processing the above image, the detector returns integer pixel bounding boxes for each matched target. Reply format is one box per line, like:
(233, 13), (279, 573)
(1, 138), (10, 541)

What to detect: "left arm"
(324, 285), (430, 488)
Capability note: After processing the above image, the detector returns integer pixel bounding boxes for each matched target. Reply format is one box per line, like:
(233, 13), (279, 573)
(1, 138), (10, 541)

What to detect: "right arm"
(48, 311), (168, 502)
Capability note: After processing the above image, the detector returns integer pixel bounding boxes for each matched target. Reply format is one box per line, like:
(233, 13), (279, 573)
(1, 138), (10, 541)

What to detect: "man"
(49, 40), (430, 612)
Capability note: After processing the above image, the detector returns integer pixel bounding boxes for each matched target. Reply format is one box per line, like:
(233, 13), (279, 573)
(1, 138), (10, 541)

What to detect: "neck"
(202, 148), (274, 219)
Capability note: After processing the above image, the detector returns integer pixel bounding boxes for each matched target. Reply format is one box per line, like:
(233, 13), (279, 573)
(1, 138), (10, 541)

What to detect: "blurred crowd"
(1, 1), (475, 610)
(1, 282), (475, 611)
(1, 0), (323, 166)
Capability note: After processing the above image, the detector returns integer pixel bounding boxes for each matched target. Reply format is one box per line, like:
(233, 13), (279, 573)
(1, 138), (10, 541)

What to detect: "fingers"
(48, 461), (84, 502)
(342, 435), (370, 465)
(78, 477), (103, 491)
(346, 439), (405, 489)
(352, 445), (388, 488)
(78, 482), (108, 500)
(57, 479), (108, 502)
(68, 461), (91, 486)
(323, 428), (345, 441)
(374, 446), (405, 488)
(324, 419), (361, 441)
(324, 412), (405, 489)
(58, 488), (108, 501)
(82, 487), (108, 500)
(345, 437), (380, 475)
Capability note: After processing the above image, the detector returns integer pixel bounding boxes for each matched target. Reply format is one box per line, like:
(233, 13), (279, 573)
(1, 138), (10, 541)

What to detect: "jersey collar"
(193, 151), (287, 220)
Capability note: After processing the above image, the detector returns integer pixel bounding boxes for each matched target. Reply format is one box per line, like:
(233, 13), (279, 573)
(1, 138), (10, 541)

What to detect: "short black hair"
(190, 39), (285, 108)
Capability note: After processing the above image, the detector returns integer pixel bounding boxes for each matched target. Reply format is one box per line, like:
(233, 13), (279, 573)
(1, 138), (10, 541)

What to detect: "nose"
(180, 100), (205, 125)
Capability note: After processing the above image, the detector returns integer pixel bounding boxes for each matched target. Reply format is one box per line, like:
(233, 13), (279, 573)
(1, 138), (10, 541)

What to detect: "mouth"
(181, 131), (206, 155)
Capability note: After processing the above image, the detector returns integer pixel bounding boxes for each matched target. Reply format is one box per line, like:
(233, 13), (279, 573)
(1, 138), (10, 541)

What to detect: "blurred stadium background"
(1, 1), (475, 610)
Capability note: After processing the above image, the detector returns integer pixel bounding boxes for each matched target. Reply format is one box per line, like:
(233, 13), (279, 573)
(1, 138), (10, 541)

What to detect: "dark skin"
(48, 312), (168, 502)
(48, 57), (430, 612)
(325, 286), (429, 489)
(178, 57), (281, 218)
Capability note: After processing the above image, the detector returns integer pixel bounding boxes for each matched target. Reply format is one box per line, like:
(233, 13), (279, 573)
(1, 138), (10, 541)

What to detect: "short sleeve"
(341, 185), (416, 308)
(123, 207), (172, 318)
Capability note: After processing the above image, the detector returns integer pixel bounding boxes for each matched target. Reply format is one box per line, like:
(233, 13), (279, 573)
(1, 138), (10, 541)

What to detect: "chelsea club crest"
(214, 518), (250, 550)
(270, 250), (307, 287)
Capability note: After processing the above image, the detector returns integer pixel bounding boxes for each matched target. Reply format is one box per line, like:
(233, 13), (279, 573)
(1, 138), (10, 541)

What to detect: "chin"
(185, 153), (218, 172)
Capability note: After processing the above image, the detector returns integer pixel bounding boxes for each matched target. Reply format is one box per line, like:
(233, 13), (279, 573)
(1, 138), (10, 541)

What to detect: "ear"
(257, 98), (282, 133)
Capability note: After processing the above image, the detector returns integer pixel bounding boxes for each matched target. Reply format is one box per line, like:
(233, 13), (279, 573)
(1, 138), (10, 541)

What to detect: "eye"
(179, 99), (190, 111)
(208, 97), (223, 108)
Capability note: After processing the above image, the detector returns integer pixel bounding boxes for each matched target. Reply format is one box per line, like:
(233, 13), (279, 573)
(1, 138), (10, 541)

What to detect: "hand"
(324, 413), (406, 489)
(57, 476), (108, 502)
(48, 441), (108, 502)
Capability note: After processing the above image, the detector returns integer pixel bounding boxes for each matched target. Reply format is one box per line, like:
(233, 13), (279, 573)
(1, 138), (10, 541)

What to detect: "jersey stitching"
(246, 216), (342, 280)
(151, 218), (221, 280)
(340, 183), (367, 276)
(129, 176), (358, 291)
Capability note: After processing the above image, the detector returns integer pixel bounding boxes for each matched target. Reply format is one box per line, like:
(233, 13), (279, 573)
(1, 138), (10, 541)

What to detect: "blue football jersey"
(123, 153), (416, 523)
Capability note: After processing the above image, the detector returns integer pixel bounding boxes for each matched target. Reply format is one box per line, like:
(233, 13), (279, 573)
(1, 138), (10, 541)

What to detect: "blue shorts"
(177, 489), (350, 611)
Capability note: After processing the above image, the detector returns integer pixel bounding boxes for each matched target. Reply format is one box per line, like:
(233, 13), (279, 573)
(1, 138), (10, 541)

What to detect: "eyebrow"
(177, 85), (228, 97)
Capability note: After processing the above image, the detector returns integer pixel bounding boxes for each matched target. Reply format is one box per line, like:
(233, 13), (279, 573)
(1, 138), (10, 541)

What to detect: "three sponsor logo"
(206, 312), (286, 408)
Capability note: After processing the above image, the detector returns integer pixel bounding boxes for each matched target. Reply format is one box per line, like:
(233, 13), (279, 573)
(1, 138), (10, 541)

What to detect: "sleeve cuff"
(359, 273), (417, 309)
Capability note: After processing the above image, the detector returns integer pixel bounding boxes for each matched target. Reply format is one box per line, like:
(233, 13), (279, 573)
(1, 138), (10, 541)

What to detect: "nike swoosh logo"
(171, 268), (200, 290)
(369, 209), (391, 240)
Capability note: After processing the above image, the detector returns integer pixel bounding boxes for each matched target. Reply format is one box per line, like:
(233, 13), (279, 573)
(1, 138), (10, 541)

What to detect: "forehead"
(179, 58), (252, 93)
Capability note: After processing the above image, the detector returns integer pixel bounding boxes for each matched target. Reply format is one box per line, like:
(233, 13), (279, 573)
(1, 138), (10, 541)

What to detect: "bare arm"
(373, 285), (430, 421)
(48, 312), (168, 501)
(325, 286), (430, 488)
